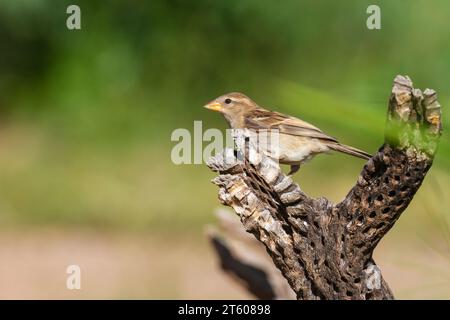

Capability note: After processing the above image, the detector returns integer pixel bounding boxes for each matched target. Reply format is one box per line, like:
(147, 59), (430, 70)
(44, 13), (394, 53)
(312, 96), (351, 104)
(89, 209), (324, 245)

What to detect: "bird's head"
(203, 92), (258, 116)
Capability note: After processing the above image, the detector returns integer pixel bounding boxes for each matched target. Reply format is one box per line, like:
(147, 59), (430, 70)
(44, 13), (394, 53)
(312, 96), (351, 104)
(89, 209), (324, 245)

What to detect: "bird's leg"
(287, 164), (300, 176)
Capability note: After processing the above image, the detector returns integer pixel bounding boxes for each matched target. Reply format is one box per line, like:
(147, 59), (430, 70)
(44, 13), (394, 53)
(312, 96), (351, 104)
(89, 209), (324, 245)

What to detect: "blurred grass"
(0, 85), (448, 234)
(0, 0), (449, 235)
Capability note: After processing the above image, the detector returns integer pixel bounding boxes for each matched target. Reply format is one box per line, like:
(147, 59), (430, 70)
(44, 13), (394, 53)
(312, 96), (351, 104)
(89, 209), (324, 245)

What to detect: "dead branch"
(206, 209), (295, 299)
(206, 75), (442, 300)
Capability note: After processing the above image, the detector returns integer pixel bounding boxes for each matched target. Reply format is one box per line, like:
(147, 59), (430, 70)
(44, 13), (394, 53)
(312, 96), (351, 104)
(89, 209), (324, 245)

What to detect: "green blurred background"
(0, 0), (449, 299)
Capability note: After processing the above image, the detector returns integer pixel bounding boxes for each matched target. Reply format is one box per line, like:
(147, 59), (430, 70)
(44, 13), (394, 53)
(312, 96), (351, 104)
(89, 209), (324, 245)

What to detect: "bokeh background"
(0, 0), (449, 299)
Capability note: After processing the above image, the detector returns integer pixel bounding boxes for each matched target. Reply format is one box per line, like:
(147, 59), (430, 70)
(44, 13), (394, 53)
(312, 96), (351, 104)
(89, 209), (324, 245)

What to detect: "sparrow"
(204, 92), (371, 175)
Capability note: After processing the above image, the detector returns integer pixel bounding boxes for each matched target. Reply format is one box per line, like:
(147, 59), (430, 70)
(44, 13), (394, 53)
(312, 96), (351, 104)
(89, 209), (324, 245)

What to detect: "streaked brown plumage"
(204, 92), (371, 175)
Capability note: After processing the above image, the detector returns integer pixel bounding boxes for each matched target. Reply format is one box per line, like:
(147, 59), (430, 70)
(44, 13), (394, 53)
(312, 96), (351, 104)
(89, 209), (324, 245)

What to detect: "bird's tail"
(328, 143), (371, 160)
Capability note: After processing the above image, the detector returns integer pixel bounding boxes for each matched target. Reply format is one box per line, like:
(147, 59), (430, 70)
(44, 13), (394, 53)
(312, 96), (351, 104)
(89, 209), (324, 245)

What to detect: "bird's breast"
(261, 134), (330, 165)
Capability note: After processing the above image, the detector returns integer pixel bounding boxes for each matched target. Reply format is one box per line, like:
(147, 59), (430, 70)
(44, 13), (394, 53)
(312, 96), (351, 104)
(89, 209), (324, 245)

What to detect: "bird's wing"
(244, 108), (338, 142)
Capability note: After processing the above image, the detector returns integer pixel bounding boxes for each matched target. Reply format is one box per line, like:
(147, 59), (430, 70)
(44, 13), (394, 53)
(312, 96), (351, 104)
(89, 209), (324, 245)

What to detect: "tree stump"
(206, 75), (442, 300)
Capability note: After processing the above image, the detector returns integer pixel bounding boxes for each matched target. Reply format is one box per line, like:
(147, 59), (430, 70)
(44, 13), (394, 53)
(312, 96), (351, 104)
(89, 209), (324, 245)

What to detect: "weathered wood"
(206, 75), (442, 300)
(207, 209), (296, 299)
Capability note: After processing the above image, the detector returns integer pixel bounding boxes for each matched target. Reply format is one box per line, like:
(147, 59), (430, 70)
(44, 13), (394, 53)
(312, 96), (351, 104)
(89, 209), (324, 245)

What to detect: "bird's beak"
(204, 101), (223, 112)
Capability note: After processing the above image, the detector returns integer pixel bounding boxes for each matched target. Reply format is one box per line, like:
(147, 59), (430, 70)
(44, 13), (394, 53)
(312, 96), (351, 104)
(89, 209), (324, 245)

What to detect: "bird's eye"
(224, 98), (232, 104)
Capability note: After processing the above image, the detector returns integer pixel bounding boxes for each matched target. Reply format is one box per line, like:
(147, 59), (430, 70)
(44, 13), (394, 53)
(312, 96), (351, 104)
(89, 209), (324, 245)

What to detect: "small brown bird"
(204, 92), (371, 175)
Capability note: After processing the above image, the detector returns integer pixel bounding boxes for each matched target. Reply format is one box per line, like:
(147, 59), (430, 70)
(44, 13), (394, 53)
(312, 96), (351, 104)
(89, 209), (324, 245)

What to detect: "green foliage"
(0, 1), (449, 229)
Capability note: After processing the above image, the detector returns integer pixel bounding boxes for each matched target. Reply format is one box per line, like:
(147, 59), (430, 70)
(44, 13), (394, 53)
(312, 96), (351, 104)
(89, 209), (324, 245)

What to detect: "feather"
(244, 108), (338, 142)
